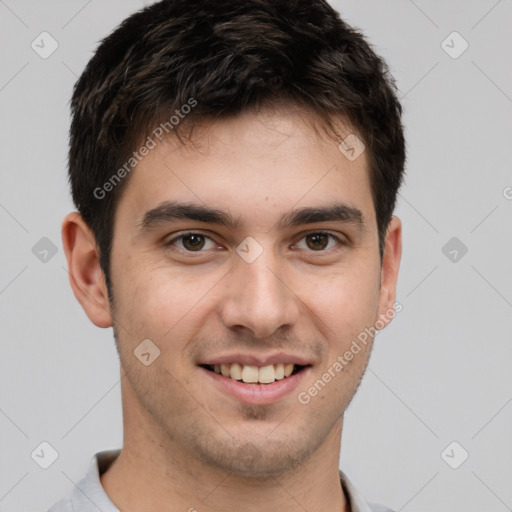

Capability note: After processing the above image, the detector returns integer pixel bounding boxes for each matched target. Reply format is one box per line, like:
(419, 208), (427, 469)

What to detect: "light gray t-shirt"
(47, 450), (395, 512)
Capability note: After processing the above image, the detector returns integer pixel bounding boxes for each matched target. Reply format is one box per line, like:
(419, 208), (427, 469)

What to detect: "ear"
(61, 212), (113, 328)
(376, 216), (402, 328)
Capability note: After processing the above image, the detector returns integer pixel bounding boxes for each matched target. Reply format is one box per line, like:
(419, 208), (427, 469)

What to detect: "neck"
(101, 373), (348, 512)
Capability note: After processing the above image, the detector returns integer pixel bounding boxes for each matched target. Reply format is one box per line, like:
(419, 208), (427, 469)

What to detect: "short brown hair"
(68, 0), (406, 294)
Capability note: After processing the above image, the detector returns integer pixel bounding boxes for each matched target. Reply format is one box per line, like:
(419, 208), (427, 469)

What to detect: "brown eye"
(305, 233), (329, 250)
(167, 233), (216, 252)
(294, 232), (342, 252)
(181, 234), (205, 251)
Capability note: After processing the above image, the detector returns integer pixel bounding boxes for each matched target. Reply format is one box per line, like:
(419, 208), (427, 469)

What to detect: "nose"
(219, 247), (300, 339)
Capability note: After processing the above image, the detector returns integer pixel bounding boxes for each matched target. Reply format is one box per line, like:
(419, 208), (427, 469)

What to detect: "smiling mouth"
(200, 363), (308, 384)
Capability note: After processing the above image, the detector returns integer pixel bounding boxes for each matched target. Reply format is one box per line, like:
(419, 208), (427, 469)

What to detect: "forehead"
(116, 108), (375, 231)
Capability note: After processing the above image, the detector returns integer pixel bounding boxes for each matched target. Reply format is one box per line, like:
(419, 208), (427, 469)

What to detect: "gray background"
(1, 0), (511, 510)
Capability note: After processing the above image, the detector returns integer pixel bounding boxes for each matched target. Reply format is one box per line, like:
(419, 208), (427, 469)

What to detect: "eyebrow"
(136, 201), (365, 232)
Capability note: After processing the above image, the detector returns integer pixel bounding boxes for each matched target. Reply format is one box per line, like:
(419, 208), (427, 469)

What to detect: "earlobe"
(377, 216), (402, 328)
(61, 212), (113, 328)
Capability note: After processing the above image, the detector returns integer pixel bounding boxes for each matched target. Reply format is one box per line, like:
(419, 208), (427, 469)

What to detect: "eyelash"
(165, 231), (345, 253)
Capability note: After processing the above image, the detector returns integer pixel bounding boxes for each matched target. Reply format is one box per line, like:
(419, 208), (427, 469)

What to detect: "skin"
(62, 106), (402, 512)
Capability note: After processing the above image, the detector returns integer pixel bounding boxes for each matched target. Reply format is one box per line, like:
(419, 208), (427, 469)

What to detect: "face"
(106, 107), (400, 476)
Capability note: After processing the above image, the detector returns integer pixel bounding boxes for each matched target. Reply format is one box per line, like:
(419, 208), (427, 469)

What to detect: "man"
(50, 0), (405, 510)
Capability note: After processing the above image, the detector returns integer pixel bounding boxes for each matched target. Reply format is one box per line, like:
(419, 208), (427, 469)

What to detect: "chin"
(192, 433), (316, 477)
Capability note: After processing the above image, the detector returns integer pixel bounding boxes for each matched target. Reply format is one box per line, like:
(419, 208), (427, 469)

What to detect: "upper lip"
(199, 352), (312, 367)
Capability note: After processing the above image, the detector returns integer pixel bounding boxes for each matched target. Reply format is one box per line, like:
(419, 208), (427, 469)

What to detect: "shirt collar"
(68, 450), (378, 512)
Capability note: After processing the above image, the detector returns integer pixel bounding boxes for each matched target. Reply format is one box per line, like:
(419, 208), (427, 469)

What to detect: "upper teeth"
(213, 363), (295, 384)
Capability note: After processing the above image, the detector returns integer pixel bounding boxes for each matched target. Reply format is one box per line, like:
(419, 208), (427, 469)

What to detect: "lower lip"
(200, 366), (310, 405)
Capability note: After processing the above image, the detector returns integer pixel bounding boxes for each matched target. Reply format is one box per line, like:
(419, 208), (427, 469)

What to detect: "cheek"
(113, 262), (219, 350)
(299, 262), (381, 338)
